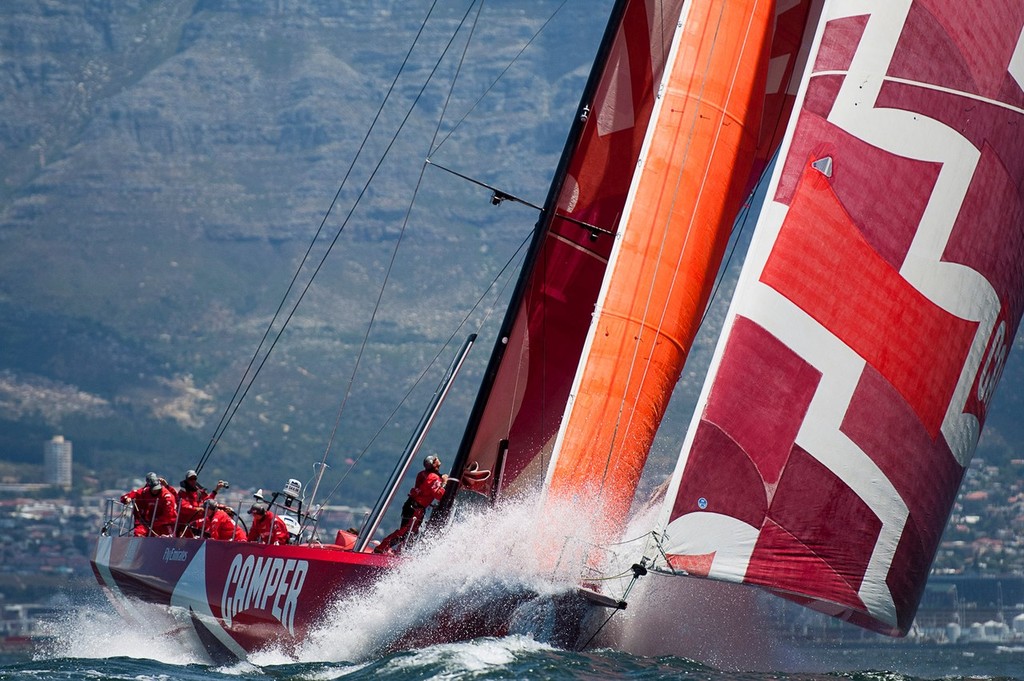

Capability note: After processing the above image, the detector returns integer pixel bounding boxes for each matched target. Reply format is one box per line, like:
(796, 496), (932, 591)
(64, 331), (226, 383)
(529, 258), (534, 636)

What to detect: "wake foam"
(37, 592), (207, 665)
(385, 635), (555, 675)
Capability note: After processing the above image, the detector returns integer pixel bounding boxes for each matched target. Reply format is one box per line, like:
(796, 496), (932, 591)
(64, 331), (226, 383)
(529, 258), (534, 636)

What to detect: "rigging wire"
(429, 0), (571, 157)
(314, 4), (488, 506)
(194, 0), (446, 474)
(302, 0), (576, 509)
(311, 0), (486, 507)
(430, 0), (486, 153)
(195, 0), (570, 477)
(314, 230), (531, 508)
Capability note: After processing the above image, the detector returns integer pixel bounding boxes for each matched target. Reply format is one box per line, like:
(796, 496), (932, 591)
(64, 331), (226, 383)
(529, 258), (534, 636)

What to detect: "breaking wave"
(37, 590), (207, 666)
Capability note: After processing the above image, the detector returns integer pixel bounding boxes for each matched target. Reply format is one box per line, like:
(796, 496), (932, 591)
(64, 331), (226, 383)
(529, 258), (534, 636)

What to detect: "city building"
(43, 435), (72, 489)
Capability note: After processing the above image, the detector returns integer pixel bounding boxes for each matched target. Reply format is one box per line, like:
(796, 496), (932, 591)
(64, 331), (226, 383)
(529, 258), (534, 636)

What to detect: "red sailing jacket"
(177, 485), (216, 526)
(409, 470), (446, 508)
(247, 511), (290, 545)
(121, 485), (179, 536)
(206, 509), (246, 541)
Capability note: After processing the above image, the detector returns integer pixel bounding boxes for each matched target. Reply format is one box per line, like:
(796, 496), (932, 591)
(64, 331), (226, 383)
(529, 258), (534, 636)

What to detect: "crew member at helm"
(374, 454), (448, 554)
(121, 472), (178, 537)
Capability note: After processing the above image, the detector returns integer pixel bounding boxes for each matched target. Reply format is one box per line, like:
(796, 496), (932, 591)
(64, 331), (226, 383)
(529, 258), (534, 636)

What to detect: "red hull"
(92, 535), (599, 660)
(92, 535), (394, 660)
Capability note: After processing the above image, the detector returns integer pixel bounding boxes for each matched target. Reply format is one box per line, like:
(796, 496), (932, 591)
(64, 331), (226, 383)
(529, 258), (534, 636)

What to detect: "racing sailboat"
(91, 0), (1024, 662)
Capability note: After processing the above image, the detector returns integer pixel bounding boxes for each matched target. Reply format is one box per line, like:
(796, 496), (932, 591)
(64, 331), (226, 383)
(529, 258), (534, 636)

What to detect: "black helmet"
(423, 454), (440, 469)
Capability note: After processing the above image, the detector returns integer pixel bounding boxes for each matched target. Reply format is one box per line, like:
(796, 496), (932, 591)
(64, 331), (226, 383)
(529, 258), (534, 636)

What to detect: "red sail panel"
(452, 0), (819, 505)
(661, 1), (1024, 636)
(544, 0), (776, 532)
(749, 0), (821, 193)
(453, 0), (686, 498)
(761, 168), (978, 439)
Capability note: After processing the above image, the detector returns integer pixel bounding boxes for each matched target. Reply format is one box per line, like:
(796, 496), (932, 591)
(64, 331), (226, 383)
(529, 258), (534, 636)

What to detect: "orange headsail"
(544, 0), (777, 531)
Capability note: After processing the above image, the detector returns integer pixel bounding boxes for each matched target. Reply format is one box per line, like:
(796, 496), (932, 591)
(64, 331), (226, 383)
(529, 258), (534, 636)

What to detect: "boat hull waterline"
(92, 535), (597, 660)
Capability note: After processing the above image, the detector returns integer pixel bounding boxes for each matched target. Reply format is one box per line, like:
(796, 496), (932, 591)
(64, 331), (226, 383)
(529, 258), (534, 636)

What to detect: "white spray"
(296, 492), (603, 662)
(37, 591), (208, 665)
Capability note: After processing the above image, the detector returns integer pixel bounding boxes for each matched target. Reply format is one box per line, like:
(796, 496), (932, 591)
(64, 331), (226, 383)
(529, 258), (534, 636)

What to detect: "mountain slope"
(0, 0), (609, 500)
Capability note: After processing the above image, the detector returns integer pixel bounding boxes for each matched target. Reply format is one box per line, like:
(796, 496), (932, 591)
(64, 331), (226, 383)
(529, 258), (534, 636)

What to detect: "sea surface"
(1, 638), (1023, 681)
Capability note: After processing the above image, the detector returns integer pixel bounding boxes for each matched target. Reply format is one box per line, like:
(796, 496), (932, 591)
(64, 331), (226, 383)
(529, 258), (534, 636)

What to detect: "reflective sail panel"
(659, 1), (1024, 636)
(544, 0), (778, 531)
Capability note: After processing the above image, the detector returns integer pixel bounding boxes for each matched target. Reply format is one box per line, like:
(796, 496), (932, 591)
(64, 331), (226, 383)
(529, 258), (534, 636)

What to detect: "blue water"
(2, 639), (1022, 681)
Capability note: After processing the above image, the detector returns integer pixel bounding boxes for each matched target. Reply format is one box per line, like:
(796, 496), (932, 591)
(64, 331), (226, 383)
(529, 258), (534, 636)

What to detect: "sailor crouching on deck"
(247, 502), (290, 545)
(121, 472), (179, 537)
(191, 498), (248, 541)
(374, 454), (448, 554)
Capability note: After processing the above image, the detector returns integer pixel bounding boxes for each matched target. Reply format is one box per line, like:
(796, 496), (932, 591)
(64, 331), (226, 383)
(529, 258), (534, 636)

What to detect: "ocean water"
(2, 639), (1023, 681)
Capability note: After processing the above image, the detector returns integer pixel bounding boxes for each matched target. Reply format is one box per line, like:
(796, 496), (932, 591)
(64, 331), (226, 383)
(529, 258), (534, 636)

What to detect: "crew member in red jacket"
(246, 502), (290, 545)
(374, 454), (448, 554)
(177, 469), (227, 536)
(121, 472), (179, 537)
(203, 501), (247, 541)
